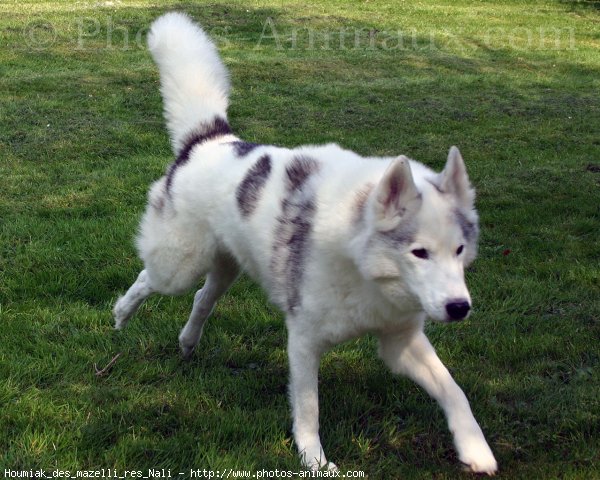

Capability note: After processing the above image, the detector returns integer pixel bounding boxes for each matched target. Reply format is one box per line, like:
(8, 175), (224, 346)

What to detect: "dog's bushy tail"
(148, 12), (230, 156)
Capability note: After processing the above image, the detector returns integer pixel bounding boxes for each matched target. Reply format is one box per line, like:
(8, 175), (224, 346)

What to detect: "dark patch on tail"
(236, 155), (272, 217)
(166, 116), (232, 193)
(272, 155), (320, 312)
(231, 141), (260, 157)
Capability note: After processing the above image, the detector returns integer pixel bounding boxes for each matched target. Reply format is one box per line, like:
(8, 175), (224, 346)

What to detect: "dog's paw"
(458, 442), (498, 476)
(306, 460), (338, 473)
(300, 447), (338, 473)
(178, 331), (200, 360)
(179, 342), (196, 360)
(112, 297), (129, 330)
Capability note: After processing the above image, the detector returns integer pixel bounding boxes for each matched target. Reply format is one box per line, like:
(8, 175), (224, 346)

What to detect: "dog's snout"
(445, 300), (471, 321)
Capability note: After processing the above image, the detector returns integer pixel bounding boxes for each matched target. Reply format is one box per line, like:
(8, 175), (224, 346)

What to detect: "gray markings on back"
(236, 155), (272, 217)
(271, 156), (320, 313)
(231, 141), (260, 157)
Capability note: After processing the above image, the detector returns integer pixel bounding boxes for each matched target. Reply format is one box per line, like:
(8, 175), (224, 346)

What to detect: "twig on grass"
(94, 352), (122, 377)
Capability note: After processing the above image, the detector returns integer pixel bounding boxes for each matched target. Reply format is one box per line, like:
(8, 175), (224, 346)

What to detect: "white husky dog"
(113, 12), (498, 475)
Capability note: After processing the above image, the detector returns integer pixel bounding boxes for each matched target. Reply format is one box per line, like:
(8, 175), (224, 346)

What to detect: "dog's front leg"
(378, 330), (497, 476)
(287, 326), (337, 472)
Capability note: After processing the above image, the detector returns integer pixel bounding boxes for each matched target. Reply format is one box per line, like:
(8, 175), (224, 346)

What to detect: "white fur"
(147, 12), (230, 155)
(113, 12), (497, 475)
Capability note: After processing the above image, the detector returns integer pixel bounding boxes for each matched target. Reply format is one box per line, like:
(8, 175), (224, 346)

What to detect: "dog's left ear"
(440, 146), (475, 208)
(372, 155), (421, 230)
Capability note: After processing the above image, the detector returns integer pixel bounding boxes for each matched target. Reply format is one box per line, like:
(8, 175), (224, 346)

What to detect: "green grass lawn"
(1, 0), (598, 478)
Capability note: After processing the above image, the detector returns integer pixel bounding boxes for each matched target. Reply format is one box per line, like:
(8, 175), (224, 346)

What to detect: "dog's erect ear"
(440, 146), (475, 208)
(373, 155), (421, 230)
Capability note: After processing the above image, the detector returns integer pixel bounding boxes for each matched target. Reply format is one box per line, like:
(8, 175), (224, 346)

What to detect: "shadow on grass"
(560, 0), (600, 10)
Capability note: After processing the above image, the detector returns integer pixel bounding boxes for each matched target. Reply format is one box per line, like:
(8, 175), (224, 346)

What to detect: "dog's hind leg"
(378, 330), (498, 476)
(179, 252), (239, 358)
(113, 269), (155, 329)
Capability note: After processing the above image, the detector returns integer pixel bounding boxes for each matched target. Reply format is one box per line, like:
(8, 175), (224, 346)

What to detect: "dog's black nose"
(445, 300), (471, 321)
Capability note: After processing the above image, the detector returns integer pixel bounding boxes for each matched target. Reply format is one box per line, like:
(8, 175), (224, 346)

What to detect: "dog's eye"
(456, 245), (464, 256)
(411, 248), (429, 260)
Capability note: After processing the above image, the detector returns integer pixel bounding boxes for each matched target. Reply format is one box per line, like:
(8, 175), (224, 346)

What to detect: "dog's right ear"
(372, 156), (421, 230)
(439, 146), (475, 209)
